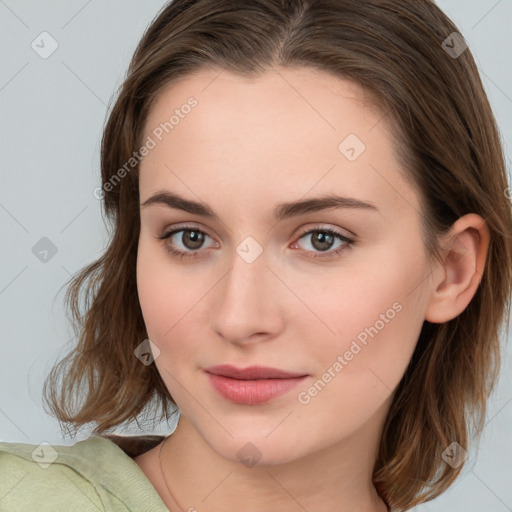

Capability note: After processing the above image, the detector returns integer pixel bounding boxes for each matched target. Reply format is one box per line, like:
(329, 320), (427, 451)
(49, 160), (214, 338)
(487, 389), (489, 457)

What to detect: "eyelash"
(156, 223), (355, 261)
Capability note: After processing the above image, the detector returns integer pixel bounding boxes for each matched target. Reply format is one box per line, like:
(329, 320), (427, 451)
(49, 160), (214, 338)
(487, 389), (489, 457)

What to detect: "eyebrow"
(140, 191), (379, 221)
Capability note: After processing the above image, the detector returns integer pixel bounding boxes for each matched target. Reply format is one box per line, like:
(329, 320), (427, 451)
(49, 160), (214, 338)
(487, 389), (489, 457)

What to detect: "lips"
(204, 365), (308, 405)
(204, 364), (306, 380)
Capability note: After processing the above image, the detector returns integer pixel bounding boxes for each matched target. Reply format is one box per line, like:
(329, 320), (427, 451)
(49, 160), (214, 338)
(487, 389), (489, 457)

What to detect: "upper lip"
(204, 364), (307, 380)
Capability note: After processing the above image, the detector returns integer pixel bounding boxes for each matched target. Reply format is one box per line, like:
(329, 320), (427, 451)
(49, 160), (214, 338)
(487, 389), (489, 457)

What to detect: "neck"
(159, 413), (389, 512)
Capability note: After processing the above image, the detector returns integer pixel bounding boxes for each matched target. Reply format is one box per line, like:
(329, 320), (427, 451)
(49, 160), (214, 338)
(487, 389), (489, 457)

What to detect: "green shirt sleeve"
(0, 436), (170, 511)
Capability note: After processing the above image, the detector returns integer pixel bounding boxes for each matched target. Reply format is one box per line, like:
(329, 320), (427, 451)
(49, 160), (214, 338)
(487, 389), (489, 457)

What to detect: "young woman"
(1, 1), (511, 511)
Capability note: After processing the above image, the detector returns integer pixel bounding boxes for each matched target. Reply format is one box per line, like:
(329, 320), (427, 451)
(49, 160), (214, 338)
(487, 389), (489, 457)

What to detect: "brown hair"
(43, 0), (512, 509)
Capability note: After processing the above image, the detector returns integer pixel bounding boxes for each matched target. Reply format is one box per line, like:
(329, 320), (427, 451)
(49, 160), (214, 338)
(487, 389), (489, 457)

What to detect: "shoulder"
(0, 434), (169, 512)
(0, 438), (104, 511)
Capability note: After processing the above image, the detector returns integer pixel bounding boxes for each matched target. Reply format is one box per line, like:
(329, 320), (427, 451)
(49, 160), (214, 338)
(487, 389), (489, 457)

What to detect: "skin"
(133, 66), (489, 512)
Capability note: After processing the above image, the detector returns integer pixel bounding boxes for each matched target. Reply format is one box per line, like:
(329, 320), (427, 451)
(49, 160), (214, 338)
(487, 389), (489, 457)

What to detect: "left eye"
(158, 227), (217, 259)
(157, 226), (354, 260)
(293, 228), (354, 257)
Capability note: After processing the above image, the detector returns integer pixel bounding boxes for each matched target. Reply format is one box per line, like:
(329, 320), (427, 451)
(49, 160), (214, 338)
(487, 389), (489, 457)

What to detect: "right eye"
(157, 225), (218, 260)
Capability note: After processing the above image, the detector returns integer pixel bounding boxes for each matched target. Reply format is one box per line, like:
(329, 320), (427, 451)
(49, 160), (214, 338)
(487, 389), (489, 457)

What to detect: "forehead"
(143, 66), (382, 148)
(139, 66), (420, 222)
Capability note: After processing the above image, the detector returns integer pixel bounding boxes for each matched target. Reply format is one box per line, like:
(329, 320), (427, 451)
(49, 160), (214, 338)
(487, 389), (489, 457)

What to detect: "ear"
(424, 214), (490, 324)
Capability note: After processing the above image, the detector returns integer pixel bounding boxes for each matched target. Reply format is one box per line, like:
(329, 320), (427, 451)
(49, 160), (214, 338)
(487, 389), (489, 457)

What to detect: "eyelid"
(293, 223), (355, 241)
(158, 222), (216, 241)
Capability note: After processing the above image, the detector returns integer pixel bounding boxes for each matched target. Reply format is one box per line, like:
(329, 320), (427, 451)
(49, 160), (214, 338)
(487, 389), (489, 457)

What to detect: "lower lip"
(206, 373), (308, 405)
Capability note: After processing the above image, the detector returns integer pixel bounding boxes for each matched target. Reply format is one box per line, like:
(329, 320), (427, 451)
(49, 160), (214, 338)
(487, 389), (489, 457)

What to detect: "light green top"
(0, 435), (170, 511)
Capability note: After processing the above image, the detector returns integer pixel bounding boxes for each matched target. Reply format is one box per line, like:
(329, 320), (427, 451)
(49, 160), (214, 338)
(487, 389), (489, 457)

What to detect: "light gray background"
(1, 1), (511, 510)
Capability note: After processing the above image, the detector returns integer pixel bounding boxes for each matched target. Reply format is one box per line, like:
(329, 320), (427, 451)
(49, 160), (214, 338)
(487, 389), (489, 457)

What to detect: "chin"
(193, 420), (315, 468)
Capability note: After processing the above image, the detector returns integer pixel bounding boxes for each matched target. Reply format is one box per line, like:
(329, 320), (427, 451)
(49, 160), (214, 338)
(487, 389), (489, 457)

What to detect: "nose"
(209, 245), (284, 347)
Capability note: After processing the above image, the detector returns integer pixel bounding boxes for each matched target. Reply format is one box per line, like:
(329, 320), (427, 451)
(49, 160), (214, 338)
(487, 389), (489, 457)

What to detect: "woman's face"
(137, 66), (433, 465)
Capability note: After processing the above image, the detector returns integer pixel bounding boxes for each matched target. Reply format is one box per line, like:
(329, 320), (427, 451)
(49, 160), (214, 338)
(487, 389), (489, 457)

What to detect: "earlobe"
(424, 214), (490, 324)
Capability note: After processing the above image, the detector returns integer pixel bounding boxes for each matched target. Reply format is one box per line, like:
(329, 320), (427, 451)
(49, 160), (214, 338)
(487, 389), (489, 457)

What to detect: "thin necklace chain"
(158, 436), (185, 512)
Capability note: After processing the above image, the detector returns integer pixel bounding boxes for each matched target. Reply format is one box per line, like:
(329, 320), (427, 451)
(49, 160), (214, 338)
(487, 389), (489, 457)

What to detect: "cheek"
(136, 242), (200, 407)
(302, 248), (422, 349)
(136, 236), (209, 364)
(297, 242), (428, 412)
(136, 244), (166, 340)
(294, 294), (423, 441)
(136, 237), (183, 342)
